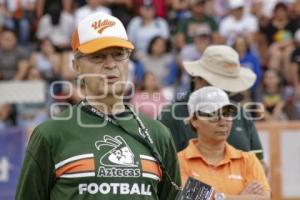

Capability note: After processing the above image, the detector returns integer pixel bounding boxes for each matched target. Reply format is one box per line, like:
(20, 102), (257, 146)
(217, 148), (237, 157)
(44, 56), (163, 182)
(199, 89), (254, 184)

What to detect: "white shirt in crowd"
(219, 13), (258, 44)
(36, 11), (75, 47)
(75, 5), (111, 25)
(127, 17), (170, 54)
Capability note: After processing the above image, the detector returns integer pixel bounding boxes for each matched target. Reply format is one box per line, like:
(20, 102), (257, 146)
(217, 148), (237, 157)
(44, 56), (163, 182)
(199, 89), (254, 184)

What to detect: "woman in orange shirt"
(178, 86), (271, 200)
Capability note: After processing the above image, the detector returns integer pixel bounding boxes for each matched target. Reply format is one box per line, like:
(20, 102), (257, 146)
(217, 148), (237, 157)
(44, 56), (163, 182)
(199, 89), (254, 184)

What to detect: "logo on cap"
(91, 19), (116, 34)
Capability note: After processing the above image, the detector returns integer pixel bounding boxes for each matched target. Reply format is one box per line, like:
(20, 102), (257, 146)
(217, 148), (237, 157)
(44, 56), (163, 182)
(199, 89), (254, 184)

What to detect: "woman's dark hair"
(273, 2), (288, 13)
(48, 4), (62, 26)
(147, 35), (171, 55)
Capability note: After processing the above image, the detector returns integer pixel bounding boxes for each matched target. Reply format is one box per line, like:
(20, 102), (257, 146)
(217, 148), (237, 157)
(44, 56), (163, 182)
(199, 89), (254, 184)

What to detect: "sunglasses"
(195, 108), (236, 122)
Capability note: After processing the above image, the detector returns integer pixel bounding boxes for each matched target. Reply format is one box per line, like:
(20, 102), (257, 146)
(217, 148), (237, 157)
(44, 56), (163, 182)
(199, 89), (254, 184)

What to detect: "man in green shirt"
(159, 45), (264, 161)
(175, 0), (219, 48)
(16, 12), (180, 200)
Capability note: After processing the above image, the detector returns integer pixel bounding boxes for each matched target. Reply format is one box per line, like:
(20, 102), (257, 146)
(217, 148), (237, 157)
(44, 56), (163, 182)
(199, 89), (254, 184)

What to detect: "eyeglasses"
(75, 49), (131, 64)
(195, 109), (236, 123)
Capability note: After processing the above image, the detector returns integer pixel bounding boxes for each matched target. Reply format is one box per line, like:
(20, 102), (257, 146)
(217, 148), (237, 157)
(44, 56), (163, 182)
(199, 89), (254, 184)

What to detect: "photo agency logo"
(48, 80), (266, 126)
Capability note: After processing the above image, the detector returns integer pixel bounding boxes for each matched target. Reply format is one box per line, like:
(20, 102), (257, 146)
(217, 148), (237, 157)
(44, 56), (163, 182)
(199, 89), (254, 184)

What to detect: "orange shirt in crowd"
(177, 139), (270, 195)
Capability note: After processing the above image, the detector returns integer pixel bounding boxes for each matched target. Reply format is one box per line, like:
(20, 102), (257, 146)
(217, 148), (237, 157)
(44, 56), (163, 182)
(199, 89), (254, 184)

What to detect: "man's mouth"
(105, 75), (119, 83)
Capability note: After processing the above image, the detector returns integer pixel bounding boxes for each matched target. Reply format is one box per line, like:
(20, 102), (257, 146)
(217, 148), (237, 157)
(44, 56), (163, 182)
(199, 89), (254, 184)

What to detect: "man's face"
(73, 47), (130, 98)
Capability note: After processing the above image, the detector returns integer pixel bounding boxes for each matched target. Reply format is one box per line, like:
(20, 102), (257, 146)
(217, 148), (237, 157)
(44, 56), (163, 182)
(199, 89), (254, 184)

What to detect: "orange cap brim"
(78, 37), (134, 54)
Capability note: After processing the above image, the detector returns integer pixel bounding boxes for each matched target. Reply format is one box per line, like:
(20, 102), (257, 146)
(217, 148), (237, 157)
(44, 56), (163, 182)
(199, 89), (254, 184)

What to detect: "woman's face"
(274, 7), (288, 20)
(263, 70), (279, 88)
(191, 109), (233, 143)
(140, 6), (155, 20)
(151, 38), (166, 56)
(144, 73), (158, 91)
(195, 35), (210, 52)
(234, 37), (247, 55)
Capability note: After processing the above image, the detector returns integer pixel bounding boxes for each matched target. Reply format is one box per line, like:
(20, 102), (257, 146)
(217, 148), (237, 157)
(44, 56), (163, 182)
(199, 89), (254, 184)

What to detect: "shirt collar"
(184, 139), (244, 165)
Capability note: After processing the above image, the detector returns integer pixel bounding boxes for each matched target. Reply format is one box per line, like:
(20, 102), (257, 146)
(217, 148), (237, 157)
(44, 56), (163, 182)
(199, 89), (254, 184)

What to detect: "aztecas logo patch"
(95, 135), (141, 178)
(91, 19), (116, 34)
(95, 135), (137, 167)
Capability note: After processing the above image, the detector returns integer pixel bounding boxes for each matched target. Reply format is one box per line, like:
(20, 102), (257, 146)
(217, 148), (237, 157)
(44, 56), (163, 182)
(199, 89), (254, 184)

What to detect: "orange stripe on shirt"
(56, 158), (95, 177)
(141, 159), (162, 178)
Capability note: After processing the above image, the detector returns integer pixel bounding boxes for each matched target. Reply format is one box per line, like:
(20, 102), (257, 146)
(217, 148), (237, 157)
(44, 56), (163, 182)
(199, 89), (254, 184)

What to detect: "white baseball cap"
(187, 86), (236, 117)
(183, 45), (256, 92)
(71, 12), (134, 54)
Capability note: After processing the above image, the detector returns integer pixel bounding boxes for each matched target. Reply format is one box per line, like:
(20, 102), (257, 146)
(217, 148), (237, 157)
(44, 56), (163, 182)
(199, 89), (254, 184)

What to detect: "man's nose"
(102, 54), (117, 68)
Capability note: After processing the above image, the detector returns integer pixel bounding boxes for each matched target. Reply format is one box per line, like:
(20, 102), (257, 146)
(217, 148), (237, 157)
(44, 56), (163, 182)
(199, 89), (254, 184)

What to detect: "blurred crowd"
(1, 0), (300, 136)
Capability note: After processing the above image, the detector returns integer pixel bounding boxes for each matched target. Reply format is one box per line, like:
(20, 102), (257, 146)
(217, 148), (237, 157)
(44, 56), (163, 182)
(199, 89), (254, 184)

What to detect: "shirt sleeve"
(177, 151), (189, 186)
(155, 123), (181, 200)
(16, 127), (55, 200)
(245, 153), (270, 192)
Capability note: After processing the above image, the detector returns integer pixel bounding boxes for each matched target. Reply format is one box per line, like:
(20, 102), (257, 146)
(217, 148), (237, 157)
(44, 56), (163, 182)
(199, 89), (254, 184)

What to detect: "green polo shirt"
(176, 15), (218, 44)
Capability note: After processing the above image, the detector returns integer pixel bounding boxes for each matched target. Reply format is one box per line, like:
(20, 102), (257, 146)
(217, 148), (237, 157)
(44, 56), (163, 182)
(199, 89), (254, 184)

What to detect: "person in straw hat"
(178, 86), (271, 200)
(159, 45), (265, 163)
(16, 12), (180, 200)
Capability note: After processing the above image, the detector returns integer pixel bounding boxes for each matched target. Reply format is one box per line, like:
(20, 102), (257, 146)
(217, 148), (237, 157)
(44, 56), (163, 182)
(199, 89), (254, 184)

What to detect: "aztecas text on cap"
(187, 86), (236, 115)
(71, 12), (134, 54)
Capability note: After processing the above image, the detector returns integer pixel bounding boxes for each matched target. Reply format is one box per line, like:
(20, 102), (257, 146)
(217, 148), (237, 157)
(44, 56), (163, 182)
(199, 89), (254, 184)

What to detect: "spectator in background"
(175, 0), (218, 49)
(178, 86), (271, 199)
(127, 0), (169, 55)
(177, 25), (212, 98)
(75, 0), (111, 25)
(168, 0), (191, 36)
(0, 103), (15, 131)
(0, 0), (36, 46)
(106, 0), (135, 28)
(29, 39), (61, 82)
(134, 0), (168, 19)
(219, 0), (259, 45)
(180, 25), (212, 62)
(289, 28), (300, 118)
(262, 2), (297, 82)
(259, 69), (287, 121)
(290, 0), (300, 25)
(131, 72), (169, 118)
(0, 29), (30, 80)
(16, 66), (49, 137)
(232, 35), (262, 102)
(36, 0), (61, 18)
(36, 4), (75, 51)
(136, 35), (177, 87)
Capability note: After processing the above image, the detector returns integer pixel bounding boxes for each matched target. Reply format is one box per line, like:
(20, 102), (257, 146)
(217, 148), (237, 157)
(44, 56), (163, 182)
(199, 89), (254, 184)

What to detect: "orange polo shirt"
(178, 139), (270, 195)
